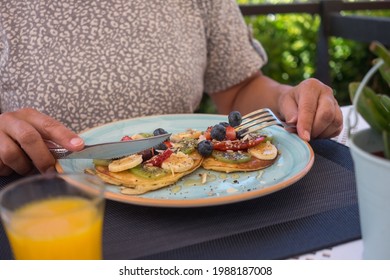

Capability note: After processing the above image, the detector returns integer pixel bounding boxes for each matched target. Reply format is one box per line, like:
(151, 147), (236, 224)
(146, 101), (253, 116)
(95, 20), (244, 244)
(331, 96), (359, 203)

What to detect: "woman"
(0, 0), (342, 175)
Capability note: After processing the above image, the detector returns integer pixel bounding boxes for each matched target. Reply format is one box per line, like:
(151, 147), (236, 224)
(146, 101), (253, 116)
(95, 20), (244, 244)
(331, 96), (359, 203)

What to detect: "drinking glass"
(0, 173), (105, 260)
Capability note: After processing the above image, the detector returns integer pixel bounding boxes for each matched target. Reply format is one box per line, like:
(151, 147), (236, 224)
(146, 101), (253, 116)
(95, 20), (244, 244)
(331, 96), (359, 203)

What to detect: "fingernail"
(286, 116), (297, 124)
(70, 137), (84, 147)
(303, 130), (311, 142)
(44, 166), (57, 174)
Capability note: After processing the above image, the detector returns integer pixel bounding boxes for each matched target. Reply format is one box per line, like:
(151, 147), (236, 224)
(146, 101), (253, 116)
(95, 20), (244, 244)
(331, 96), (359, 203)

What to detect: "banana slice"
(170, 129), (202, 142)
(248, 142), (278, 160)
(161, 152), (194, 173)
(130, 134), (146, 140)
(108, 154), (143, 172)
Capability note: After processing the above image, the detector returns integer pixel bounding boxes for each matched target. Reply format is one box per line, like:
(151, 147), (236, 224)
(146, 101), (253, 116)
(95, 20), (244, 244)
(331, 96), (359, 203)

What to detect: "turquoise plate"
(57, 114), (314, 207)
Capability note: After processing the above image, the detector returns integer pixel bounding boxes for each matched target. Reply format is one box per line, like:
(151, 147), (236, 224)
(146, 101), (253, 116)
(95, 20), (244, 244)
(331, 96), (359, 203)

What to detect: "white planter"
(350, 128), (390, 259)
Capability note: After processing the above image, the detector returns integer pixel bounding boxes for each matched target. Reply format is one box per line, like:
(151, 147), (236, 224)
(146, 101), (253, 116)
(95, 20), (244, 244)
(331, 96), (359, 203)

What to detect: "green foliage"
(197, 0), (390, 113)
(246, 13), (320, 84)
(349, 41), (390, 159)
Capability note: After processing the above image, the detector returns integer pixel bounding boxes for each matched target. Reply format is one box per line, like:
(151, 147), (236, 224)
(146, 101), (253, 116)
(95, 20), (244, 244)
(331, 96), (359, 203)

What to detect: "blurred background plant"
(196, 0), (390, 114)
(349, 41), (390, 159)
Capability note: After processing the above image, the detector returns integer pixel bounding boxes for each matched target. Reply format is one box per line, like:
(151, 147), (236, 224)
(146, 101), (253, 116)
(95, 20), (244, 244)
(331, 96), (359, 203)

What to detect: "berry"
(153, 128), (168, 136)
(121, 135), (132, 141)
(210, 124), (226, 141)
(197, 140), (213, 157)
(228, 111), (242, 127)
(225, 126), (237, 141)
(219, 122), (230, 127)
(203, 126), (213, 140)
(154, 142), (168, 151)
(139, 149), (155, 161)
(145, 149), (173, 167)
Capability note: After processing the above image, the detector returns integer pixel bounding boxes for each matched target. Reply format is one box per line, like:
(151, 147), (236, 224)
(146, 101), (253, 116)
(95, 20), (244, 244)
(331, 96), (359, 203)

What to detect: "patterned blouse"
(0, 0), (266, 132)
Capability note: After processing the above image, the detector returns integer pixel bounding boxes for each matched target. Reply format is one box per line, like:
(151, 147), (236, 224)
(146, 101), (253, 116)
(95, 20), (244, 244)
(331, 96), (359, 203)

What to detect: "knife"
(45, 133), (171, 159)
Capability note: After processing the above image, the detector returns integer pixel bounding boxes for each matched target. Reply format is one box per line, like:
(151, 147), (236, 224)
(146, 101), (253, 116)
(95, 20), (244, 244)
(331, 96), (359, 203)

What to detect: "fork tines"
(235, 108), (283, 137)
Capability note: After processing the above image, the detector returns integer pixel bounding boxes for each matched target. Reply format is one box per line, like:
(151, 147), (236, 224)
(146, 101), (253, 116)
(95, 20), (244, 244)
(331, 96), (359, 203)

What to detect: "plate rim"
(56, 113), (315, 208)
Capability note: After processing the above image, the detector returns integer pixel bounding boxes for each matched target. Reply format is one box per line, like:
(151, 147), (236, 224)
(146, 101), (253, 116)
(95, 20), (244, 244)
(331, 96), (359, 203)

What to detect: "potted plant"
(348, 41), (390, 259)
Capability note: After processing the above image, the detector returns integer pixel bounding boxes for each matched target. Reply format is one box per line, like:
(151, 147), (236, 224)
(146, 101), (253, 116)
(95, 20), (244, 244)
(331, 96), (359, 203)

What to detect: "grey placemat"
(0, 139), (360, 260)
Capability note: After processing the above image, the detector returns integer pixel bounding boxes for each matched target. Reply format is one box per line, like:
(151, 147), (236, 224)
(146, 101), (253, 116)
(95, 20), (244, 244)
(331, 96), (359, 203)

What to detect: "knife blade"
(46, 133), (171, 159)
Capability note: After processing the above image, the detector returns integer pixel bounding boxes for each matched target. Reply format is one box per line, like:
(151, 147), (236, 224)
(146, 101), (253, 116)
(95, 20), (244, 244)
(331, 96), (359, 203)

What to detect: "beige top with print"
(0, 0), (266, 132)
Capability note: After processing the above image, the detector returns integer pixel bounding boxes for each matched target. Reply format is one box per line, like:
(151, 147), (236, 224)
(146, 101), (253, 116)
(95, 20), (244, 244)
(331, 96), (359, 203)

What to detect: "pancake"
(201, 141), (279, 173)
(202, 153), (277, 173)
(93, 151), (203, 195)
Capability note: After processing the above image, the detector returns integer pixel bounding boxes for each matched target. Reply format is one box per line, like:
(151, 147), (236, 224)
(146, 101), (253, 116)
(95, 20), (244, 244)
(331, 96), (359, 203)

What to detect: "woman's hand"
(277, 78), (343, 141)
(211, 73), (343, 142)
(0, 108), (84, 176)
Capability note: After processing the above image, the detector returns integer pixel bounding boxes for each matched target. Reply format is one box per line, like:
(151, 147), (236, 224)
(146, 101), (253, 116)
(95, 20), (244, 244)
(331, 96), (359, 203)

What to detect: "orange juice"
(5, 196), (103, 260)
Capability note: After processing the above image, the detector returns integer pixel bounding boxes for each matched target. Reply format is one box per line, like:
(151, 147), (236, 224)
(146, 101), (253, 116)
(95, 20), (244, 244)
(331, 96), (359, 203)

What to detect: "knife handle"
(44, 140), (73, 159)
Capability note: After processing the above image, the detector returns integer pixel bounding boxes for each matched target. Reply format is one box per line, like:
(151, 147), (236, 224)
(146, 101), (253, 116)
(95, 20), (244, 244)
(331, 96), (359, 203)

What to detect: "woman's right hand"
(0, 108), (85, 176)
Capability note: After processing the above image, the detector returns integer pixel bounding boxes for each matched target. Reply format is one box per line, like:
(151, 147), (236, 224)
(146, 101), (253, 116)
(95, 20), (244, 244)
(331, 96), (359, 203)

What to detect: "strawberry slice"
(225, 126), (237, 141)
(145, 149), (173, 167)
(203, 126), (213, 140)
(164, 141), (173, 148)
(212, 136), (265, 151)
(121, 135), (133, 141)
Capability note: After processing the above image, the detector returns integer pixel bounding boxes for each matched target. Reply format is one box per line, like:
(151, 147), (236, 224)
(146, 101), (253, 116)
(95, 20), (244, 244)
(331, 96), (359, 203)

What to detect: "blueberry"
(154, 142), (167, 151)
(219, 122), (230, 127)
(228, 111), (242, 127)
(153, 128), (168, 136)
(139, 149), (154, 161)
(210, 124), (226, 141)
(197, 140), (213, 157)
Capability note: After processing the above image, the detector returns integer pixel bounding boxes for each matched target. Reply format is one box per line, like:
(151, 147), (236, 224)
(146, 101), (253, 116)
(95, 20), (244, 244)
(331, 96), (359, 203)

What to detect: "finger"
(308, 86), (343, 139)
(294, 91), (320, 141)
(295, 79), (336, 141)
(317, 124), (343, 139)
(10, 108), (84, 151)
(310, 96), (337, 138)
(0, 159), (13, 176)
(2, 118), (57, 174)
(0, 131), (34, 175)
(316, 105), (344, 139)
(278, 93), (299, 125)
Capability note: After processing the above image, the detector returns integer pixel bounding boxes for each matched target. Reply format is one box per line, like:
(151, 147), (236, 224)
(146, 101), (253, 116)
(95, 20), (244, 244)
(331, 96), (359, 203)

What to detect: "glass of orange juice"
(0, 173), (105, 260)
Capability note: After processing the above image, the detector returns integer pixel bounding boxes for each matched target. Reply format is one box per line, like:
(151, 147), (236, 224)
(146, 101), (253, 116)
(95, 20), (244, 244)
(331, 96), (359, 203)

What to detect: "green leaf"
(349, 82), (390, 133)
(370, 41), (390, 66)
(378, 94), (390, 119)
(379, 62), (390, 87)
(383, 131), (390, 160)
(370, 42), (390, 86)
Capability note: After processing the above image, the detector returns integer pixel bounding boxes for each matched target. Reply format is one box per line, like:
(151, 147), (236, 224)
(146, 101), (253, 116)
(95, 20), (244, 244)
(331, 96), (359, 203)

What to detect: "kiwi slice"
(93, 159), (112, 166)
(129, 164), (168, 179)
(140, 132), (154, 138)
(263, 133), (274, 142)
(212, 150), (251, 164)
(250, 131), (273, 142)
(177, 138), (197, 154)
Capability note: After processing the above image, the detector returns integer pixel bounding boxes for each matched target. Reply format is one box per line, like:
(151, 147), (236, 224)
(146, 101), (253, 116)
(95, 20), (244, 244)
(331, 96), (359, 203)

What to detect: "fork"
(235, 108), (296, 137)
